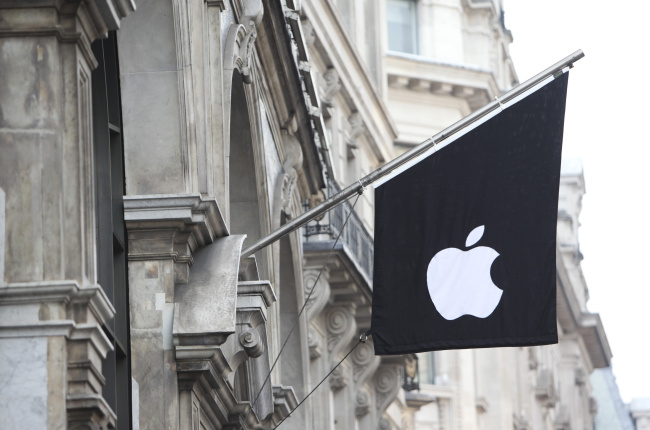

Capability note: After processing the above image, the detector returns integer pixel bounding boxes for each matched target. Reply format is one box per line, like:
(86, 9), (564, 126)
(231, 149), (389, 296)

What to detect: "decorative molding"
(272, 385), (299, 424)
(0, 280), (118, 429)
(224, 0), (264, 84)
(0, 281), (115, 336)
(124, 194), (227, 282)
(0, 1), (136, 69)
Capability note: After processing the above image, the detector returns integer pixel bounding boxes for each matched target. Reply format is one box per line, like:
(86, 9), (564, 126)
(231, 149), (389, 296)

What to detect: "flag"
(370, 72), (569, 355)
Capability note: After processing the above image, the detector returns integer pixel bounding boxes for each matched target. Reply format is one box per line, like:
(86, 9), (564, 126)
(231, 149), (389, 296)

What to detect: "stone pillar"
(0, 2), (134, 428)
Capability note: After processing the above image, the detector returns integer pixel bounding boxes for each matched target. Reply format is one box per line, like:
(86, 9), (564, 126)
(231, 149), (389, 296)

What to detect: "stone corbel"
(225, 0), (264, 84)
(303, 268), (331, 323)
(374, 360), (403, 423)
(325, 303), (357, 361)
(351, 338), (381, 387)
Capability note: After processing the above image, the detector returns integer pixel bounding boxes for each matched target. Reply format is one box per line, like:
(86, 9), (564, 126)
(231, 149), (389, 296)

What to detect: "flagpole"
(240, 49), (584, 259)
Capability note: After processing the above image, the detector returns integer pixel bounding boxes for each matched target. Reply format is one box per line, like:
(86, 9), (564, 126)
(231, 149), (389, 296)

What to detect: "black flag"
(371, 72), (569, 355)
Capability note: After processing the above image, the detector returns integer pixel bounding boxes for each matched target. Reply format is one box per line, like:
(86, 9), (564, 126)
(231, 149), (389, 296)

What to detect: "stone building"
(0, 1), (614, 430)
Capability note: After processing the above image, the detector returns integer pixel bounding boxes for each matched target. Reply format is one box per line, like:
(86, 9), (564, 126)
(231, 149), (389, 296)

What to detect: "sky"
(503, 0), (650, 402)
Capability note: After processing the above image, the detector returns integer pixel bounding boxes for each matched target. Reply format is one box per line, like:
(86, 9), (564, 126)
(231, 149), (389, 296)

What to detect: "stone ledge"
(0, 281), (115, 327)
(125, 194), (228, 283)
(124, 194), (228, 245)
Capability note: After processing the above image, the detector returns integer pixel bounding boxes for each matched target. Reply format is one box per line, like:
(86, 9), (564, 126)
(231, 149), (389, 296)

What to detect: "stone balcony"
(303, 179), (374, 286)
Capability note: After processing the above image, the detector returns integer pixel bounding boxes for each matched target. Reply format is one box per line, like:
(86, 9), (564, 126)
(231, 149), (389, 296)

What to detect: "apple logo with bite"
(427, 225), (503, 320)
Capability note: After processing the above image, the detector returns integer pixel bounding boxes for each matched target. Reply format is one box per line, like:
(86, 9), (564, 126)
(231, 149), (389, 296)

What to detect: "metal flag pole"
(240, 49), (584, 259)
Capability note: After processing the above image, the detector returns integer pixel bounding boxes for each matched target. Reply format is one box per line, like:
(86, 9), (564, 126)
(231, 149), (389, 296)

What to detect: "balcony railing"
(303, 179), (374, 282)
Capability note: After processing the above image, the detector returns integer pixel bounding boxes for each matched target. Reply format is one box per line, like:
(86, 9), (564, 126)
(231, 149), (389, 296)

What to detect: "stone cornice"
(386, 52), (500, 111)
(124, 195), (228, 283)
(0, 280), (115, 326)
(0, 1), (136, 68)
(124, 194), (227, 245)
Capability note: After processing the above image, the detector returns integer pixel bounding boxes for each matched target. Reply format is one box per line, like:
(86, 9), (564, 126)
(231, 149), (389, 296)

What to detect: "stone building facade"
(0, 0), (613, 430)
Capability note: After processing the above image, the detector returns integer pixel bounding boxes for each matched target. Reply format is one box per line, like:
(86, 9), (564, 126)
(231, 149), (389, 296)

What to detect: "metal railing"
(303, 179), (374, 281)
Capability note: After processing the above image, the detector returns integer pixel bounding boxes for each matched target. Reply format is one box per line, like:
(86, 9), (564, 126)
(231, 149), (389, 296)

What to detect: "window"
(91, 31), (132, 429)
(417, 352), (436, 385)
(387, 0), (418, 54)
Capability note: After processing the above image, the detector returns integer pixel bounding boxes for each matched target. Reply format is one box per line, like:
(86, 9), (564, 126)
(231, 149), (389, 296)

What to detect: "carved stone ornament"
(239, 329), (264, 358)
(378, 417), (393, 430)
(346, 112), (366, 157)
(303, 269), (331, 322)
(374, 364), (401, 416)
(321, 68), (342, 107)
(329, 366), (348, 391)
(352, 341), (379, 384)
(308, 327), (322, 360)
(225, 0), (264, 84)
(325, 305), (357, 359)
(355, 389), (371, 417)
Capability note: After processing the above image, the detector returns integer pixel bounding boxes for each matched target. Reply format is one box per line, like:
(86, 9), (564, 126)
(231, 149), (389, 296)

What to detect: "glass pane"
(417, 352), (436, 384)
(387, 0), (417, 54)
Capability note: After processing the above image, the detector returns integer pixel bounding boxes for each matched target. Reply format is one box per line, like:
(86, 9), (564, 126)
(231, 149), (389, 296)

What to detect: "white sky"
(503, 0), (650, 403)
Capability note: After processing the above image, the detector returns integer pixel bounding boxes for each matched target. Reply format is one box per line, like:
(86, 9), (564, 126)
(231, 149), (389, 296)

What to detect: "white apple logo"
(427, 225), (503, 320)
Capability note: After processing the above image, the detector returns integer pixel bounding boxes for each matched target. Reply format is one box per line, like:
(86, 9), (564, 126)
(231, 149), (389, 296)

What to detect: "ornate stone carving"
(224, 0), (264, 84)
(378, 417), (393, 430)
(352, 340), (380, 385)
(329, 366), (348, 391)
(355, 389), (371, 417)
(308, 328), (322, 360)
(303, 269), (331, 322)
(239, 329), (263, 358)
(347, 113), (366, 145)
(374, 363), (401, 417)
(321, 68), (342, 107)
(277, 132), (304, 217)
(325, 304), (357, 360)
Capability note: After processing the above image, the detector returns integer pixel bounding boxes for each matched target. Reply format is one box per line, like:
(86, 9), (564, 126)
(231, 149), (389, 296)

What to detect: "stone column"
(0, 2), (134, 428)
